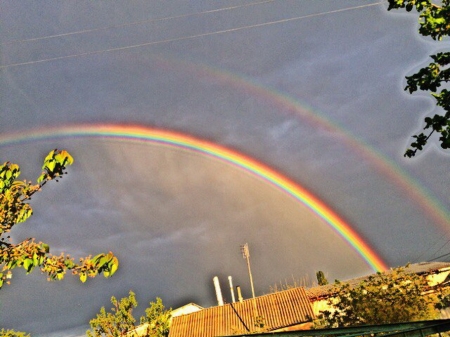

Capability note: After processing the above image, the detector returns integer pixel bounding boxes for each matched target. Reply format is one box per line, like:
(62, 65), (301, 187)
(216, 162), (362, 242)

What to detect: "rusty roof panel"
(169, 287), (314, 337)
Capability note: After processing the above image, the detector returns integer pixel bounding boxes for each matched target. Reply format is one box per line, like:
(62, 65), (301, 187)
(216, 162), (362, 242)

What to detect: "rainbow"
(0, 124), (388, 272)
(2, 41), (448, 240)
(151, 55), (450, 236)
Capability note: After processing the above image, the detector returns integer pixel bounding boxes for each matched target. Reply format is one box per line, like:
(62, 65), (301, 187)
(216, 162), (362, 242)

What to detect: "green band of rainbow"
(153, 55), (450, 235)
(0, 124), (388, 272)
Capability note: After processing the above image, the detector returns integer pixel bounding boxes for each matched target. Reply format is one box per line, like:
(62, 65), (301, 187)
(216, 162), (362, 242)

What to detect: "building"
(169, 287), (315, 337)
(306, 261), (450, 318)
(133, 262), (450, 337)
(172, 303), (204, 318)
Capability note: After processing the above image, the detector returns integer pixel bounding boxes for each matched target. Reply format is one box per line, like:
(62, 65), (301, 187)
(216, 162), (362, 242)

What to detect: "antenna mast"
(240, 243), (256, 300)
(241, 242), (260, 324)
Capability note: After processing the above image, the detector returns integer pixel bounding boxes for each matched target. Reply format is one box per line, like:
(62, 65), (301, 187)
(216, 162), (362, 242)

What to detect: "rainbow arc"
(0, 124), (388, 272)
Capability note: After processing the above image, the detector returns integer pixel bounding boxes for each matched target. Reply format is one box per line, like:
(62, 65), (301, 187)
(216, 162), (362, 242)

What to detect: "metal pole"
(241, 243), (259, 327)
(242, 244), (256, 299)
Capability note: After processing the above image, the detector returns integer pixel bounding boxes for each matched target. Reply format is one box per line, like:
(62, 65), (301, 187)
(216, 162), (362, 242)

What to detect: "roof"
(403, 261), (450, 275)
(306, 262), (450, 300)
(169, 287), (314, 337)
(223, 319), (450, 337)
(172, 303), (204, 317)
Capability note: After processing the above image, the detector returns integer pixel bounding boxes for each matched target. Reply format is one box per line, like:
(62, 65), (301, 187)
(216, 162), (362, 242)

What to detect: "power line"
(429, 251), (450, 262)
(426, 238), (450, 261)
(413, 236), (450, 263)
(1, 0), (276, 46)
(0, 1), (386, 70)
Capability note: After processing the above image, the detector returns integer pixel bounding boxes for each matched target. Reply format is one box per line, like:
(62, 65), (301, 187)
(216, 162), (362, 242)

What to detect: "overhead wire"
(1, 0), (276, 46)
(426, 237), (450, 261)
(413, 236), (450, 263)
(429, 251), (450, 262)
(0, 1), (387, 70)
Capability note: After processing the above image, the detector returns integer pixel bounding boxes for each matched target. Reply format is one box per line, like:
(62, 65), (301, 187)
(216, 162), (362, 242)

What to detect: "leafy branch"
(87, 291), (172, 337)
(0, 149), (119, 289)
(388, 0), (450, 157)
(315, 265), (442, 328)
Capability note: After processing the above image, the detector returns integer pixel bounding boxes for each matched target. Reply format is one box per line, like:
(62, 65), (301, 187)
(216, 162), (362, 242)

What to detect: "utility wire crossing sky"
(1, 0), (449, 335)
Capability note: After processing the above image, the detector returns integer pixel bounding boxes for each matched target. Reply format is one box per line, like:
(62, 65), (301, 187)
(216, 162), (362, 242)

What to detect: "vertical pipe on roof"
(236, 285), (244, 303)
(213, 276), (224, 306)
(228, 276), (236, 303)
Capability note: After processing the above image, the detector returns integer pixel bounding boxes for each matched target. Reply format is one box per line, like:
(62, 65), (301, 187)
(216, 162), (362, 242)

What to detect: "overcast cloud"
(1, 1), (449, 335)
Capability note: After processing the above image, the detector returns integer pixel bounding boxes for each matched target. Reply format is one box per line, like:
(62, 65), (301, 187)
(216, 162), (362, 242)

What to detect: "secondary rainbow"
(152, 55), (450, 234)
(0, 124), (388, 272)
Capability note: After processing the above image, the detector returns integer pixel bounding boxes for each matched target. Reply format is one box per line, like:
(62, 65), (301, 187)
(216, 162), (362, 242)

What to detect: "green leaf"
(23, 259), (34, 273)
(109, 257), (119, 276)
(44, 150), (55, 162)
(37, 173), (46, 183)
(64, 151), (74, 165)
(97, 256), (110, 268)
(8, 260), (17, 270)
(45, 160), (56, 172)
(17, 206), (32, 223)
(64, 259), (75, 269)
(41, 243), (50, 253)
(92, 253), (104, 263)
(33, 253), (39, 266)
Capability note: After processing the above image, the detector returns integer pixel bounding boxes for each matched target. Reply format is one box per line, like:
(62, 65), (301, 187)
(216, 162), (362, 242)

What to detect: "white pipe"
(213, 276), (224, 306)
(228, 276), (236, 303)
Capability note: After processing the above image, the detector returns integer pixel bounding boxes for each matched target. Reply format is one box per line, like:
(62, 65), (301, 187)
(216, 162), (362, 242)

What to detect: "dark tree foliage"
(87, 291), (172, 337)
(316, 271), (329, 286)
(315, 266), (441, 328)
(388, 0), (450, 157)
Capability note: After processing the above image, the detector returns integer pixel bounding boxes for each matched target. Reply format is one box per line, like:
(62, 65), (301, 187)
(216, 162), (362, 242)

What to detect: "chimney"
(228, 276), (236, 303)
(236, 285), (244, 303)
(213, 276), (224, 306)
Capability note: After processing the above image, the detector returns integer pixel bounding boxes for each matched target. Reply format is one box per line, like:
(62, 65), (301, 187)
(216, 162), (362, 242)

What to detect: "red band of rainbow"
(0, 124), (388, 272)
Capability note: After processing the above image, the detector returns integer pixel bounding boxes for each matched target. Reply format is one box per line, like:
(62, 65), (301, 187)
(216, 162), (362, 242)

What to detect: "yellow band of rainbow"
(0, 124), (388, 272)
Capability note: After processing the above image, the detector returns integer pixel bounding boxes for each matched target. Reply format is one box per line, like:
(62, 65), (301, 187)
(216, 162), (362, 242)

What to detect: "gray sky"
(1, 1), (449, 335)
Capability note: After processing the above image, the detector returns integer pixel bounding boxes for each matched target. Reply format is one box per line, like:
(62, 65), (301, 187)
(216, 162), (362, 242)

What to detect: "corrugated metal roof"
(169, 287), (314, 337)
